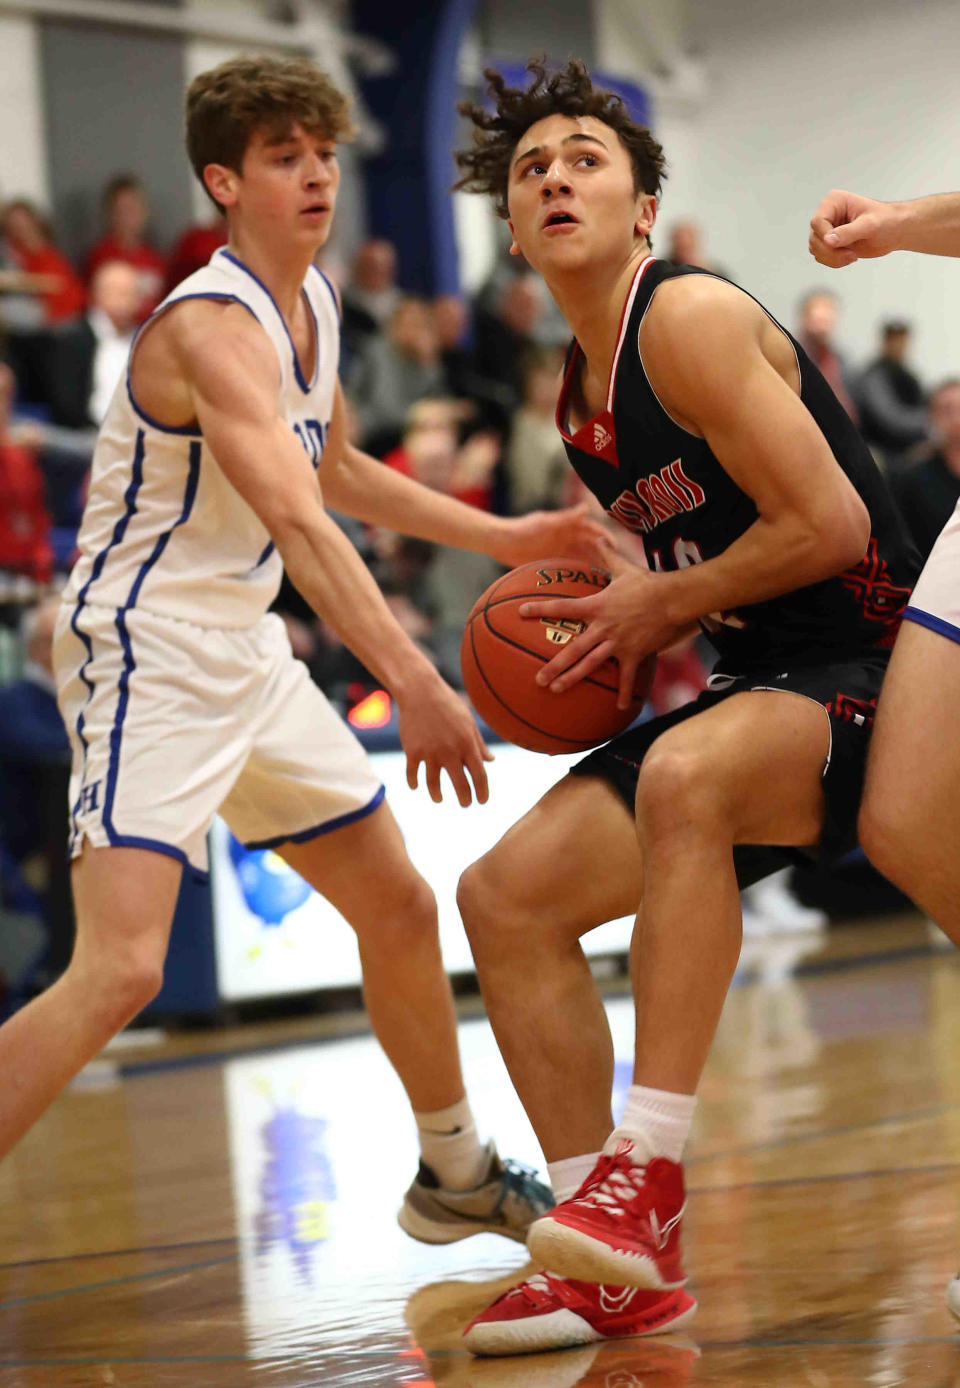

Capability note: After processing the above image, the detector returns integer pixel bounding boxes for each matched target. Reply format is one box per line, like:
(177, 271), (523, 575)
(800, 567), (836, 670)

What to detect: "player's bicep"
(315, 378), (348, 484)
(697, 362), (844, 518)
(645, 287), (859, 521)
(184, 322), (322, 536)
(703, 383), (870, 572)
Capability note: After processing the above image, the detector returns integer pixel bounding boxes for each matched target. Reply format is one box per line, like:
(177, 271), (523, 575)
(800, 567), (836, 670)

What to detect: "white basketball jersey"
(64, 248), (340, 628)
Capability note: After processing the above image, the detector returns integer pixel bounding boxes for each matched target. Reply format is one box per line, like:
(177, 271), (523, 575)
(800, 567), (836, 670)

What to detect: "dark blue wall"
(353, 0), (477, 294)
(353, 2), (650, 294)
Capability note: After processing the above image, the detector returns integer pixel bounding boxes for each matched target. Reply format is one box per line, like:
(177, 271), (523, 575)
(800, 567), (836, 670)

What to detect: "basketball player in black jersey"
(452, 61), (920, 1356)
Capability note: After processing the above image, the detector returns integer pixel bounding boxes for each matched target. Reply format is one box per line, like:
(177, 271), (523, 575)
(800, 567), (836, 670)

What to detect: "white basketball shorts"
(54, 603), (385, 876)
(902, 498), (960, 647)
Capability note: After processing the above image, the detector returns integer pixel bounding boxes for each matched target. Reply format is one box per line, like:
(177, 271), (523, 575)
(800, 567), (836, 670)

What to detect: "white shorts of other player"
(54, 602), (384, 876)
(903, 498), (960, 646)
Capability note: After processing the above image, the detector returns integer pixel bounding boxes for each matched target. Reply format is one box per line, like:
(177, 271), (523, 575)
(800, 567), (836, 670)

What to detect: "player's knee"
(458, 855), (513, 952)
(457, 859), (492, 942)
(396, 872), (438, 932)
(80, 945), (164, 1032)
(857, 794), (906, 884)
(357, 869), (438, 951)
(112, 946), (164, 1016)
(635, 742), (725, 837)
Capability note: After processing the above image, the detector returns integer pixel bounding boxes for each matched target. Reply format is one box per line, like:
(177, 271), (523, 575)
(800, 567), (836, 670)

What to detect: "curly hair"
(454, 59), (666, 220)
(186, 56), (354, 210)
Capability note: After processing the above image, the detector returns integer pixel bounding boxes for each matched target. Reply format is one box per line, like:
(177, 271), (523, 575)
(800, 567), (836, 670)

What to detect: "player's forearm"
(276, 510), (440, 698)
(657, 507), (869, 630)
(322, 443), (511, 558)
(892, 193), (960, 257)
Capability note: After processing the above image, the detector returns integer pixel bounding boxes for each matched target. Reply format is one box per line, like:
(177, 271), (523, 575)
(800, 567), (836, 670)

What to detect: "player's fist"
(808, 189), (903, 268)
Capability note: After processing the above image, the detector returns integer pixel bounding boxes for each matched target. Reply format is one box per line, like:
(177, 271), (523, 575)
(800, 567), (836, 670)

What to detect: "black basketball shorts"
(569, 654), (889, 888)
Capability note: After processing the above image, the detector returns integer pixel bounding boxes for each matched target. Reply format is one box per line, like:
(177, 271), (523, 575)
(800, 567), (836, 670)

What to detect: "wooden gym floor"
(1, 913), (960, 1386)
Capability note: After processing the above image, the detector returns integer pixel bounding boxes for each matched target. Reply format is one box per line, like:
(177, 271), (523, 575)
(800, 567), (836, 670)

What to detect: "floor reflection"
(1, 922), (960, 1384)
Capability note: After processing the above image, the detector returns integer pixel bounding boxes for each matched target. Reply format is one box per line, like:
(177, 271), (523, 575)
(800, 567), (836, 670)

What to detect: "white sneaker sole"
(527, 1218), (684, 1290)
(397, 1200), (525, 1245)
(464, 1298), (697, 1356)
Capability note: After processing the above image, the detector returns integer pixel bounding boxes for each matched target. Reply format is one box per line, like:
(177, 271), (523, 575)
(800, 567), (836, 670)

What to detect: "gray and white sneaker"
(398, 1141), (553, 1245)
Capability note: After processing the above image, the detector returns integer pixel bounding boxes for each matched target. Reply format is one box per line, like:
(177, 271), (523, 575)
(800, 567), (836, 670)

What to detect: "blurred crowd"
(0, 188), (947, 992)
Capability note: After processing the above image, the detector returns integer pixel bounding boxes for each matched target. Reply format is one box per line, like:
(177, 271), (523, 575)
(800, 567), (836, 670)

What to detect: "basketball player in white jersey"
(810, 187), (960, 1320)
(0, 55), (610, 1243)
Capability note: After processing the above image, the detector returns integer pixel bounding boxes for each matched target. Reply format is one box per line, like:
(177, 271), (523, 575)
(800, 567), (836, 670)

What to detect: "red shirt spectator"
(86, 175), (167, 320)
(384, 442), (492, 511)
(164, 219), (228, 294)
(382, 402), (498, 512)
(2, 200), (85, 325)
(87, 236), (166, 321)
(797, 289), (859, 423)
(0, 364), (53, 583)
(0, 440), (53, 583)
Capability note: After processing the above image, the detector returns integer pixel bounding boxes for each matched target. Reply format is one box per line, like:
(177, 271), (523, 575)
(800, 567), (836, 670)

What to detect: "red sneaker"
(526, 1140), (687, 1290)
(462, 1270), (696, 1356)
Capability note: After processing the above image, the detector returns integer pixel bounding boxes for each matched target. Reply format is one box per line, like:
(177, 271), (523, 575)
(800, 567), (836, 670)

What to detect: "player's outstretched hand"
(519, 555), (680, 709)
(492, 503), (614, 569)
(809, 189), (902, 268)
(396, 674), (493, 807)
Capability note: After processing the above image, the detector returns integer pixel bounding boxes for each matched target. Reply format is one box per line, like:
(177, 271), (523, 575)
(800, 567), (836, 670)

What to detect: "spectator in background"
(346, 296), (445, 453)
(0, 595), (73, 990)
(380, 398), (503, 683)
(86, 175), (166, 321)
(164, 213), (227, 293)
(892, 379), (960, 561)
(0, 597), (70, 820)
(383, 398), (499, 512)
(340, 238), (400, 369)
(473, 273), (545, 413)
(433, 293), (472, 395)
(433, 292), (514, 438)
(48, 260), (139, 429)
(0, 201), (85, 405)
(0, 201), (85, 328)
(503, 345), (568, 514)
(0, 362), (53, 584)
(856, 319), (927, 471)
(666, 219), (730, 279)
(797, 288), (859, 423)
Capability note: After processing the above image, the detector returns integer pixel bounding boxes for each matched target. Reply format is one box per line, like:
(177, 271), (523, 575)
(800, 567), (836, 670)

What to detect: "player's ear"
(635, 193), (657, 241)
(507, 218), (521, 257)
(204, 163), (238, 211)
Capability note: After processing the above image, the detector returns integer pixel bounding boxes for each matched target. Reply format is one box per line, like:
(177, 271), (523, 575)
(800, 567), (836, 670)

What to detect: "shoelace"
(486, 1271), (553, 1310)
(494, 1157), (550, 1213)
(510, 1272), (567, 1308)
(573, 1148), (648, 1218)
(525, 1273), (554, 1293)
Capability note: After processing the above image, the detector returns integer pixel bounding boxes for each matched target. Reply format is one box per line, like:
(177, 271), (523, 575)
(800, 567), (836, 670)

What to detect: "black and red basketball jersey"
(557, 256), (920, 670)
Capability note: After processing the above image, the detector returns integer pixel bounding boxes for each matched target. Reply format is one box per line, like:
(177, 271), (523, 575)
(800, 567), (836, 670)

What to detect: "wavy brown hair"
(186, 55), (354, 210)
(454, 59), (666, 220)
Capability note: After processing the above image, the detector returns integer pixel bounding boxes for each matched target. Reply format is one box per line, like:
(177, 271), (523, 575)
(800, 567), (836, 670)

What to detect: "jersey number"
(650, 537), (747, 632)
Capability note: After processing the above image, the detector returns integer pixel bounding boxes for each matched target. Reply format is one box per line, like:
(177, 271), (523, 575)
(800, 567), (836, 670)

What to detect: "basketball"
(460, 558), (655, 755)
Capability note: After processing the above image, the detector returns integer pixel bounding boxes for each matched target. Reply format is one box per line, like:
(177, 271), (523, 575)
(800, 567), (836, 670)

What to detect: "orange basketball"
(460, 558), (655, 755)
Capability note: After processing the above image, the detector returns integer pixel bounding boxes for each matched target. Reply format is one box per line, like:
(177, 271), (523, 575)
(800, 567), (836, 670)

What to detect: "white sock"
(612, 1084), (696, 1164)
(547, 1151), (601, 1204)
(414, 1097), (489, 1191)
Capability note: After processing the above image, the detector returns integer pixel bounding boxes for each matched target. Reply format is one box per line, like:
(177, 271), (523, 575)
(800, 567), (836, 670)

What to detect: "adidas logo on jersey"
(593, 422), (612, 452)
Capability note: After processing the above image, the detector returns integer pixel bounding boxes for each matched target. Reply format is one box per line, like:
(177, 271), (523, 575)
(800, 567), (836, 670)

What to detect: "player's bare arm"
(319, 383), (611, 567)
(522, 277), (870, 704)
(149, 300), (491, 807)
(809, 189), (960, 268)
